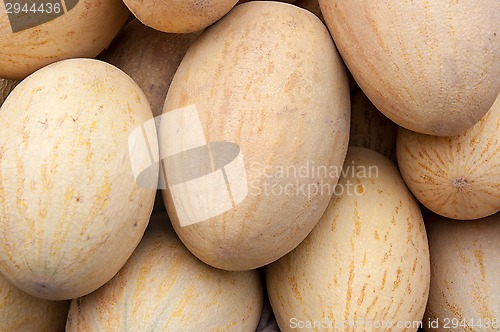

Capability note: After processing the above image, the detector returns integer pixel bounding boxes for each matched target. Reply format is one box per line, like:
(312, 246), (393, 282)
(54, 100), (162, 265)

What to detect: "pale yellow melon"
(318, 0), (500, 136)
(0, 272), (69, 331)
(122, 0), (238, 33)
(396, 93), (499, 220)
(0, 58), (158, 300)
(65, 214), (263, 331)
(98, 19), (199, 117)
(161, 1), (350, 271)
(267, 147), (430, 332)
(0, 0), (130, 80)
(424, 213), (500, 332)
(349, 87), (398, 162)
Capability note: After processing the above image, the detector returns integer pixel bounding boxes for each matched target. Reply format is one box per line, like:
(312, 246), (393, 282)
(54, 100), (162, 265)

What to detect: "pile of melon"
(0, 0), (498, 331)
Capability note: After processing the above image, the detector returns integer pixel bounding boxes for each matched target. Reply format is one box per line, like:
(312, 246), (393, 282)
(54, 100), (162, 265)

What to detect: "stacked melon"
(0, 0), (498, 331)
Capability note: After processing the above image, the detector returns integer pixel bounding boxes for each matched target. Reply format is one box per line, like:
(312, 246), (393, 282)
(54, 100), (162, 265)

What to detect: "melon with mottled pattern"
(0, 272), (70, 331)
(122, 0), (238, 33)
(319, 0), (500, 136)
(424, 213), (500, 332)
(161, 1), (350, 271)
(66, 214), (263, 331)
(266, 147), (430, 332)
(396, 93), (499, 220)
(0, 58), (158, 300)
(0, 0), (129, 80)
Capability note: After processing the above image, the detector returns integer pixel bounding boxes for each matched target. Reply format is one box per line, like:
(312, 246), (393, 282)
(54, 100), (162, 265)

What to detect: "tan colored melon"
(122, 0), (238, 33)
(161, 1), (350, 271)
(396, 93), (499, 220)
(0, 272), (69, 331)
(0, 58), (158, 300)
(0, 79), (18, 105)
(424, 213), (500, 332)
(267, 147), (430, 332)
(294, 0), (323, 23)
(0, 0), (129, 80)
(318, 0), (500, 136)
(349, 87), (398, 162)
(98, 19), (199, 117)
(65, 213), (263, 331)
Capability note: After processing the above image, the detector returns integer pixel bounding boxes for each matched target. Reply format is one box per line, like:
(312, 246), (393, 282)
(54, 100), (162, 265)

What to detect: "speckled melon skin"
(162, 1), (350, 271)
(266, 147), (430, 332)
(319, 0), (500, 136)
(0, 0), (130, 80)
(0, 272), (69, 331)
(396, 93), (500, 220)
(424, 213), (500, 332)
(66, 214), (263, 331)
(0, 58), (158, 300)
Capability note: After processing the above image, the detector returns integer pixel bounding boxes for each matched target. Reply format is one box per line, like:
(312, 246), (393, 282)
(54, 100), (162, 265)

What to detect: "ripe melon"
(66, 214), (263, 331)
(397, 93), (499, 220)
(122, 0), (239, 33)
(161, 1), (350, 271)
(424, 212), (500, 332)
(0, 0), (129, 80)
(0, 272), (69, 331)
(267, 147), (430, 331)
(319, 0), (500, 136)
(0, 58), (158, 300)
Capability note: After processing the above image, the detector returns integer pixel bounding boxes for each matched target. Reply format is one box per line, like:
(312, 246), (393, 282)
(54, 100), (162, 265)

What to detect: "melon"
(0, 58), (158, 300)
(122, 0), (239, 33)
(424, 213), (500, 332)
(397, 93), (499, 220)
(160, 1), (350, 270)
(267, 147), (430, 331)
(0, 272), (69, 331)
(318, 0), (500, 136)
(0, 0), (129, 80)
(66, 214), (263, 331)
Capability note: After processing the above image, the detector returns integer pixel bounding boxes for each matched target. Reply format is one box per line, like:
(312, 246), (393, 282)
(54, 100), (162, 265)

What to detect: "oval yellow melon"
(267, 147), (430, 332)
(0, 0), (129, 80)
(122, 0), (238, 33)
(160, 1), (350, 271)
(396, 93), (499, 220)
(0, 272), (69, 331)
(318, 0), (500, 136)
(98, 19), (199, 117)
(349, 87), (398, 162)
(0, 58), (158, 300)
(424, 213), (500, 332)
(66, 214), (263, 331)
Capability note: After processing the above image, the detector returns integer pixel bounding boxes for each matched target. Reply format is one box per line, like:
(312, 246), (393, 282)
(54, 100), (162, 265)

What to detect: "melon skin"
(0, 272), (69, 332)
(267, 147), (430, 332)
(0, 0), (130, 80)
(318, 0), (500, 136)
(162, 1), (350, 271)
(0, 58), (158, 300)
(122, 0), (239, 33)
(65, 214), (263, 332)
(424, 213), (500, 332)
(396, 93), (499, 220)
